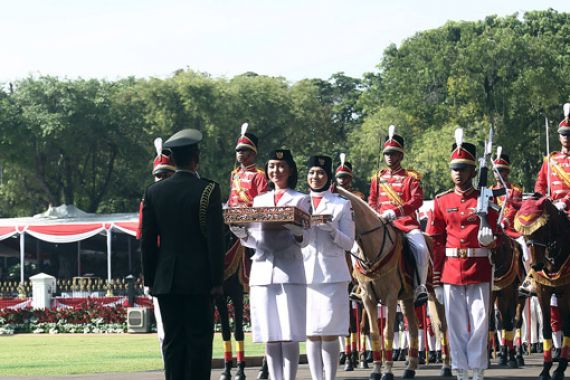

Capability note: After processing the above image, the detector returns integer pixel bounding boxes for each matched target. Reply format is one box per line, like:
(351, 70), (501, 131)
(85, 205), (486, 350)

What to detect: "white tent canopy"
(0, 205), (138, 285)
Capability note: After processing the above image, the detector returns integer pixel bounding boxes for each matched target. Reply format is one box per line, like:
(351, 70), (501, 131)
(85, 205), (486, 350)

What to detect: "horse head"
(336, 186), (398, 267)
(514, 194), (570, 273)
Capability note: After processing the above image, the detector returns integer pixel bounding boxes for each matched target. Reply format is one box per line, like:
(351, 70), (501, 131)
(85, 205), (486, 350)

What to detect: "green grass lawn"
(0, 333), (273, 376)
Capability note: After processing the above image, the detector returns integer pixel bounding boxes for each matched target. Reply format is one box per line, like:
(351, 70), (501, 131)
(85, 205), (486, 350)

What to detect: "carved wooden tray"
(224, 206), (311, 230)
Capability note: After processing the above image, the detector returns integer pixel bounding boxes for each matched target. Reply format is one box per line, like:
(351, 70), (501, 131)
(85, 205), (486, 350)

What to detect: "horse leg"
(360, 306), (371, 369)
(401, 299), (418, 379)
(515, 295), (526, 367)
(498, 285), (518, 368)
(538, 287), (554, 380)
(427, 296), (451, 377)
(363, 296), (382, 380)
(216, 295), (233, 380)
(552, 294), (570, 380)
(380, 297), (397, 380)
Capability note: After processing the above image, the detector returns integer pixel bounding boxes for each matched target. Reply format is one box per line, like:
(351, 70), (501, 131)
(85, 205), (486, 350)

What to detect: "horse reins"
(350, 218), (395, 269)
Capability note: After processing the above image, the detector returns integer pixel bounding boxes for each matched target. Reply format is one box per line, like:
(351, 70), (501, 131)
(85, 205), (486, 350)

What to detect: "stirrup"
(518, 279), (536, 297)
(414, 285), (428, 306)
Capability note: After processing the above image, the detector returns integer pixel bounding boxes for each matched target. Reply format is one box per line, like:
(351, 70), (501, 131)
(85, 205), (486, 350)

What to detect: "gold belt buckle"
(458, 248), (468, 258)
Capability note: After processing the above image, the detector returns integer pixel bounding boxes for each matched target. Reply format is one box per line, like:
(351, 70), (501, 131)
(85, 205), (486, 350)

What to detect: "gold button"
(460, 239), (465, 243)
(461, 225), (465, 229)
(460, 211), (464, 215)
(461, 199), (465, 203)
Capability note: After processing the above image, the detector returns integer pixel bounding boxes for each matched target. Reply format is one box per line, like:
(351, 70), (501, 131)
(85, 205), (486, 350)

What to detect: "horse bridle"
(350, 218), (395, 269)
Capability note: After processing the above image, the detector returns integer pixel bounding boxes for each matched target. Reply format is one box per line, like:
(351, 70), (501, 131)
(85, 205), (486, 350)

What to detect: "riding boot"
(366, 350), (373, 363)
(531, 343), (538, 353)
(220, 361), (232, 380)
(256, 357), (268, 380)
(398, 348), (408, 361)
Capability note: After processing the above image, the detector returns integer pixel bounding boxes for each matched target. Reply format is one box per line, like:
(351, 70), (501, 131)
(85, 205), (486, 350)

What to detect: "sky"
(2, 0), (570, 83)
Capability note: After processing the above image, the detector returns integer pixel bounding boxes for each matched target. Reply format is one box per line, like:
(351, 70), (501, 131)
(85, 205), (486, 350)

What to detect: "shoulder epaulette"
(231, 167), (239, 175)
(374, 168), (388, 178)
(406, 168), (422, 181)
(512, 183), (523, 192)
(435, 189), (453, 199)
(256, 167), (265, 174)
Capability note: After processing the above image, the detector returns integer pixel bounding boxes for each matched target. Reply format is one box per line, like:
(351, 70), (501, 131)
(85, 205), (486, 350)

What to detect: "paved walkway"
(2, 354), (556, 379)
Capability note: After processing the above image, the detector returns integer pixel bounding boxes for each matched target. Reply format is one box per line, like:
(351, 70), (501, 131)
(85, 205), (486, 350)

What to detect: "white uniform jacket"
(303, 191), (355, 284)
(241, 189), (310, 286)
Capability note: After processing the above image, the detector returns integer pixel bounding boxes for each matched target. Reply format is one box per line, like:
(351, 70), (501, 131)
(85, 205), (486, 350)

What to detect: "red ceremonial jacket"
(492, 182), (523, 239)
(368, 167), (423, 232)
(535, 151), (570, 210)
(426, 187), (498, 286)
(228, 164), (268, 208)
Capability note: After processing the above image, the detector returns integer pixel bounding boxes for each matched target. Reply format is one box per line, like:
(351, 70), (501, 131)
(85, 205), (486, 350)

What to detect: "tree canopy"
(1, 9), (569, 217)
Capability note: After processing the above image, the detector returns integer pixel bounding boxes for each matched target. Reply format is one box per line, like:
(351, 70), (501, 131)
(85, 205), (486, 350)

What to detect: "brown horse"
(338, 186), (451, 380)
(514, 195), (570, 380)
(489, 235), (526, 368)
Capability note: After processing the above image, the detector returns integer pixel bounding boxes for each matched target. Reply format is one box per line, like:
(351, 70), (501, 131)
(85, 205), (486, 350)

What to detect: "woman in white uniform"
(230, 149), (309, 380)
(303, 155), (355, 380)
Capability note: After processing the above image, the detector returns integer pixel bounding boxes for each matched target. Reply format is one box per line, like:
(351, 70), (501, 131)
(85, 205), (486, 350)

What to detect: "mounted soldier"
(220, 123), (269, 380)
(368, 125), (429, 305)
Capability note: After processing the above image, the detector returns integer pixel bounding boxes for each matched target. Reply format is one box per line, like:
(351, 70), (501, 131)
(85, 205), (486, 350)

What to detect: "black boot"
(350, 350), (359, 367)
(339, 352), (347, 365)
(393, 349), (400, 362)
(398, 348), (408, 361)
(235, 361), (246, 380)
(220, 361), (232, 380)
(418, 350), (426, 365)
(256, 357), (268, 380)
(436, 350), (443, 363)
(531, 343), (538, 353)
(344, 352), (354, 371)
(428, 350), (437, 364)
(366, 350), (373, 363)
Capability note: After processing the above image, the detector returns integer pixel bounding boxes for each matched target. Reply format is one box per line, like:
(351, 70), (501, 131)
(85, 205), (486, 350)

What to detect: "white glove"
(230, 226), (248, 239)
(284, 223), (304, 237)
(317, 221), (333, 232)
(143, 286), (151, 297)
(434, 286), (444, 305)
(554, 200), (566, 211)
(381, 209), (397, 221)
(477, 226), (494, 247)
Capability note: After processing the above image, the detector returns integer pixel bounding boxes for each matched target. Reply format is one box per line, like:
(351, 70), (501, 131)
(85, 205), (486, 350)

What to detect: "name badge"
(446, 208), (458, 212)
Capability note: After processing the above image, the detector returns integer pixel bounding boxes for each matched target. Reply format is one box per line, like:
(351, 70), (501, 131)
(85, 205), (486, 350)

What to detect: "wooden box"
(224, 206), (311, 230)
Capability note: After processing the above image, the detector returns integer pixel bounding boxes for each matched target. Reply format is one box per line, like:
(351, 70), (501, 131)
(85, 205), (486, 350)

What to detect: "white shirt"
(303, 190), (355, 284)
(241, 188), (310, 286)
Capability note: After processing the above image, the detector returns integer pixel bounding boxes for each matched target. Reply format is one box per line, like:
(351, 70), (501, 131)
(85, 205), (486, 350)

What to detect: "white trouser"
(522, 296), (543, 344)
(153, 296), (165, 356)
(406, 229), (429, 286)
(443, 283), (490, 370)
(516, 236), (531, 264)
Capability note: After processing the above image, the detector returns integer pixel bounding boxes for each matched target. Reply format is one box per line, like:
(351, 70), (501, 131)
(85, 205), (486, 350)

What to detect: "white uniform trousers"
(153, 297), (165, 354)
(443, 282), (490, 370)
(522, 296), (543, 344)
(406, 229), (429, 285)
